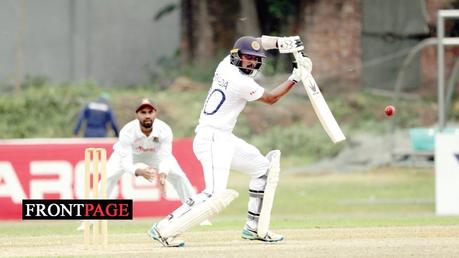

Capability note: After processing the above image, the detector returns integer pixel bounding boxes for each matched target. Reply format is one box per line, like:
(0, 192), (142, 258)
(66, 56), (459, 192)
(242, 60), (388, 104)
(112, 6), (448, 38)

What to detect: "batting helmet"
(230, 36), (266, 75)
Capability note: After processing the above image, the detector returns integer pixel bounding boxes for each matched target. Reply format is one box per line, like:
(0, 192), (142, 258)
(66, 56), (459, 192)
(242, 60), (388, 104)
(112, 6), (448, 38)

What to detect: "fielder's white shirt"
(113, 118), (174, 175)
(196, 55), (264, 132)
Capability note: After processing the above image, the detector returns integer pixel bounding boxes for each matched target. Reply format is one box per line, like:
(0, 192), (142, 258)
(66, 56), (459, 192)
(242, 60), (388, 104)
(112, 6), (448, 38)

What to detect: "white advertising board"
(435, 133), (459, 215)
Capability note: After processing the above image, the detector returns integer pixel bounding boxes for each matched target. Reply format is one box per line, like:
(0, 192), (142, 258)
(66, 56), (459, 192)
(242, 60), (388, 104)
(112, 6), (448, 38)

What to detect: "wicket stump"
(84, 148), (108, 247)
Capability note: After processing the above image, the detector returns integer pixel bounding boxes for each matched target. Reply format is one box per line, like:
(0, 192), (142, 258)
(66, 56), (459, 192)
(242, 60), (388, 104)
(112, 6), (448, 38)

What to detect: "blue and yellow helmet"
(230, 36), (266, 75)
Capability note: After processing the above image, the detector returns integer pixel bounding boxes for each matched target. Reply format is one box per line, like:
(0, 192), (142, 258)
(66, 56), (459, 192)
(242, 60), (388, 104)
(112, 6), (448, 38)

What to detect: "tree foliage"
(177, 0), (301, 66)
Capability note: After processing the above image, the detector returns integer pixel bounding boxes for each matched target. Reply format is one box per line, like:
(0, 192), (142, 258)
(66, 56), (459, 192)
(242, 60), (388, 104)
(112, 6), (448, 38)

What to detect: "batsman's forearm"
(262, 81), (296, 104)
(260, 35), (279, 50)
(271, 80), (296, 98)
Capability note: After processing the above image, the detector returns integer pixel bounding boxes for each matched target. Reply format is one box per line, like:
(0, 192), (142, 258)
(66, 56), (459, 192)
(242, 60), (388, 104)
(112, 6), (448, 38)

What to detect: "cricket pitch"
(2, 225), (459, 257)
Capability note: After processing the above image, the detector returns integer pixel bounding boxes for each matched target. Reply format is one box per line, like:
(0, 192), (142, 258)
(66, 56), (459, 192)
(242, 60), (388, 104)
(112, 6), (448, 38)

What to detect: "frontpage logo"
(22, 199), (133, 220)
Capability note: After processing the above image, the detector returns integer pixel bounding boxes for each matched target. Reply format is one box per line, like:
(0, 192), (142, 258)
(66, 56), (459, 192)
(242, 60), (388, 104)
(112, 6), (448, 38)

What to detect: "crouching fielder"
(148, 35), (305, 247)
(78, 98), (197, 231)
(103, 98), (195, 201)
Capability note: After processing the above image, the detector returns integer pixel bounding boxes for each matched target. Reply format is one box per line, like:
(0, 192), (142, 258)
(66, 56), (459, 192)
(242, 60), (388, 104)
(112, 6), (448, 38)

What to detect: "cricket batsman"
(148, 35), (309, 247)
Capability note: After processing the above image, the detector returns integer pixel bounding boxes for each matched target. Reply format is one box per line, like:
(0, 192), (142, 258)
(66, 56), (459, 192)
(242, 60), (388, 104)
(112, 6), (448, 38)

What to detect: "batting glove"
(299, 55), (312, 75)
(288, 68), (302, 83)
(278, 36), (304, 53)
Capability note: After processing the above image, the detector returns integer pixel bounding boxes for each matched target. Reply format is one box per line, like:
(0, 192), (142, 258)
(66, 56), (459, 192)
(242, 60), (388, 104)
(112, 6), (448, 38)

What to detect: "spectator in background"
(73, 92), (119, 137)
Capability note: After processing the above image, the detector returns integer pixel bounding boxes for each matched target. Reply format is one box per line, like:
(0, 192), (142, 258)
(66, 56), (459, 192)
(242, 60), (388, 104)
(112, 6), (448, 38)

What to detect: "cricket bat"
(293, 51), (346, 143)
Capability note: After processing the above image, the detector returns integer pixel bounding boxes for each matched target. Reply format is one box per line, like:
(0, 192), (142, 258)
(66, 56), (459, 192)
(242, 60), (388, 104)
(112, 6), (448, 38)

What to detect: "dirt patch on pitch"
(1, 225), (459, 257)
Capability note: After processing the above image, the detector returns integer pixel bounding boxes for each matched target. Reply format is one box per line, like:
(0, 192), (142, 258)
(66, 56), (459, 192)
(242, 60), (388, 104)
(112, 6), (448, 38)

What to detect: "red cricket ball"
(384, 105), (395, 116)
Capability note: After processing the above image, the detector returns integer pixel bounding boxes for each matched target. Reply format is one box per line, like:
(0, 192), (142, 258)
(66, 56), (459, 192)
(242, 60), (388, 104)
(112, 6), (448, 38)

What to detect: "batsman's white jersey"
(194, 55), (270, 194)
(196, 55), (264, 133)
(105, 119), (194, 201)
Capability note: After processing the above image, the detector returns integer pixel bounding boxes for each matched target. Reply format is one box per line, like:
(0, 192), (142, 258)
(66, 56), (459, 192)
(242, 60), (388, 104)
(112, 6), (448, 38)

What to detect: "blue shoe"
(147, 224), (185, 247)
(241, 227), (284, 242)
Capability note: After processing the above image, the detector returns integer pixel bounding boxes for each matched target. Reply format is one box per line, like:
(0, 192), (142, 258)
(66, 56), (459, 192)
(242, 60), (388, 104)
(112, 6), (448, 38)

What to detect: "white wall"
(0, 0), (179, 86)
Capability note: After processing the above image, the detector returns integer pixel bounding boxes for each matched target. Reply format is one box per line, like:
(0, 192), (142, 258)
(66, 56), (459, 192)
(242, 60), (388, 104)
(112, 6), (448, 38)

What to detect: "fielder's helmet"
(230, 36), (266, 75)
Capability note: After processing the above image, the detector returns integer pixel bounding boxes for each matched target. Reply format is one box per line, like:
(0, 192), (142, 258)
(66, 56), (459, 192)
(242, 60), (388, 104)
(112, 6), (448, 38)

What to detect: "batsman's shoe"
(241, 227), (284, 242)
(148, 224), (185, 248)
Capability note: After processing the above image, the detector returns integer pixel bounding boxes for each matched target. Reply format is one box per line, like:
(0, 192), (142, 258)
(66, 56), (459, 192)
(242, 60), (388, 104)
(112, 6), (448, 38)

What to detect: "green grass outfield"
(2, 167), (459, 257)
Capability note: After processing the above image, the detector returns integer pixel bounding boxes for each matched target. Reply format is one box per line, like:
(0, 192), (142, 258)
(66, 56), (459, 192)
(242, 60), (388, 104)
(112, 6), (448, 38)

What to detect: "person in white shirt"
(148, 35), (307, 247)
(105, 98), (194, 200)
(78, 98), (204, 231)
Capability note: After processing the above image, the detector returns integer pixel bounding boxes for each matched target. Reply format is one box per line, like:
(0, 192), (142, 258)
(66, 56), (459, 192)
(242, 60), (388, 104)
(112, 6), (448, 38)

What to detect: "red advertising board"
(0, 138), (204, 220)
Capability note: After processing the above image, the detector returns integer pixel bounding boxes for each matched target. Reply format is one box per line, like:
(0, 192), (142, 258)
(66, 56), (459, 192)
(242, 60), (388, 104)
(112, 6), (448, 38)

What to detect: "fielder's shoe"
(199, 219), (212, 226)
(241, 227), (284, 242)
(76, 221), (93, 231)
(147, 224), (185, 247)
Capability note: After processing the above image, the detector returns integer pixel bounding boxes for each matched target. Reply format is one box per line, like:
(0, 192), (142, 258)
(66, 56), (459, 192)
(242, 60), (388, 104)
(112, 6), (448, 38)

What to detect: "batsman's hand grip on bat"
(288, 67), (302, 83)
(293, 51), (313, 75)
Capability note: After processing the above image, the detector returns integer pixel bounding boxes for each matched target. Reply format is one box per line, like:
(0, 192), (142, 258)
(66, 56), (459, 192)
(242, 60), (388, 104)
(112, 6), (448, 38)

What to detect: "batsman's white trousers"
(104, 152), (195, 202)
(193, 127), (270, 194)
